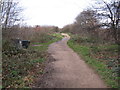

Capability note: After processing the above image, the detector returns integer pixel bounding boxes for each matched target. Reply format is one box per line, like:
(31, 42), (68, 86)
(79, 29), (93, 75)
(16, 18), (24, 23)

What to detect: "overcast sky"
(19, 0), (94, 28)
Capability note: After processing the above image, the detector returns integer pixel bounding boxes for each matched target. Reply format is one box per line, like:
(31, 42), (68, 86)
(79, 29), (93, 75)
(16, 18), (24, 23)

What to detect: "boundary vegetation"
(68, 34), (119, 88)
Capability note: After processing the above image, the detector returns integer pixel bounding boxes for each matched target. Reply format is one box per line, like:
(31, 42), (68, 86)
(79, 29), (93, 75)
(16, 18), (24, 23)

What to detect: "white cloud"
(19, 0), (92, 28)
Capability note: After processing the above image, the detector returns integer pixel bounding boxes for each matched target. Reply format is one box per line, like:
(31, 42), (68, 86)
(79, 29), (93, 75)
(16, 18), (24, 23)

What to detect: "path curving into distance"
(35, 33), (107, 88)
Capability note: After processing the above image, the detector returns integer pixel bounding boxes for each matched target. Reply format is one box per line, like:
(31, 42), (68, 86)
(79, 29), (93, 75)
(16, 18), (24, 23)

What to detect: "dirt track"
(34, 34), (107, 88)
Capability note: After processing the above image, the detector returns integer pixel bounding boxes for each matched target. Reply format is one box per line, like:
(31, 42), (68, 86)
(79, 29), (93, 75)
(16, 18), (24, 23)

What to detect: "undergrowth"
(2, 33), (63, 88)
(67, 34), (119, 88)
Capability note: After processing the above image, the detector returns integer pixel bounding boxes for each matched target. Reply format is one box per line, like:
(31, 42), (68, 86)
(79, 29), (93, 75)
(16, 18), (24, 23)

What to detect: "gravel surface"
(34, 34), (107, 88)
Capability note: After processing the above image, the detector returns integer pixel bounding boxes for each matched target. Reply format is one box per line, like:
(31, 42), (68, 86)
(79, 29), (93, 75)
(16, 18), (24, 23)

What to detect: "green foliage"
(2, 32), (63, 88)
(70, 35), (99, 45)
(2, 39), (16, 52)
(90, 46), (100, 53)
(2, 49), (45, 88)
(31, 58), (45, 63)
(98, 45), (119, 52)
(68, 36), (119, 88)
(31, 33), (63, 52)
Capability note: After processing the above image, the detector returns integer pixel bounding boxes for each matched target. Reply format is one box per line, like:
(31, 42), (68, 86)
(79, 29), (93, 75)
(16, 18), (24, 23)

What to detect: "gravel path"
(34, 34), (107, 88)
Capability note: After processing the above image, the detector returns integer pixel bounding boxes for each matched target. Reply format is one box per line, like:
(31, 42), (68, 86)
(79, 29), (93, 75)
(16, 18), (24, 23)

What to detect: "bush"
(2, 49), (47, 88)
(90, 46), (100, 53)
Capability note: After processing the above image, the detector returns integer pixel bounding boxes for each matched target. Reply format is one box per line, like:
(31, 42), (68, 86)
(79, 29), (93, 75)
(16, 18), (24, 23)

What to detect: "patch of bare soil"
(33, 34), (107, 88)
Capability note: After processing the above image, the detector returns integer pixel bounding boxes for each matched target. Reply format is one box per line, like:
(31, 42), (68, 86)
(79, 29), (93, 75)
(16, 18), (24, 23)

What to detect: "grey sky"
(19, 0), (94, 28)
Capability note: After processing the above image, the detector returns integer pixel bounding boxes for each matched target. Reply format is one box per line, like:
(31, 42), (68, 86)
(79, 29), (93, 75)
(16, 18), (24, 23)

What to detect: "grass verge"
(67, 39), (119, 88)
(30, 33), (63, 51)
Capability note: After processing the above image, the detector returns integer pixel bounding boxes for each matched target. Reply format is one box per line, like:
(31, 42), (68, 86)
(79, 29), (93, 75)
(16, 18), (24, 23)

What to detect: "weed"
(68, 37), (119, 88)
(2, 32), (63, 88)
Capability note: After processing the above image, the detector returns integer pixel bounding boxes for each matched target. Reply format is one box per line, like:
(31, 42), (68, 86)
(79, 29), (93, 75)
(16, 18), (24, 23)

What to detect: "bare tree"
(1, 0), (22, 30)
(96, 0), (120, 44)
(75, 9), (99, 36)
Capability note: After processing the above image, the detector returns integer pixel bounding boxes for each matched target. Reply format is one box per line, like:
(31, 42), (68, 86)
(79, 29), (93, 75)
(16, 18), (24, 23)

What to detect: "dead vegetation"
(2, 25), (61, 88)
